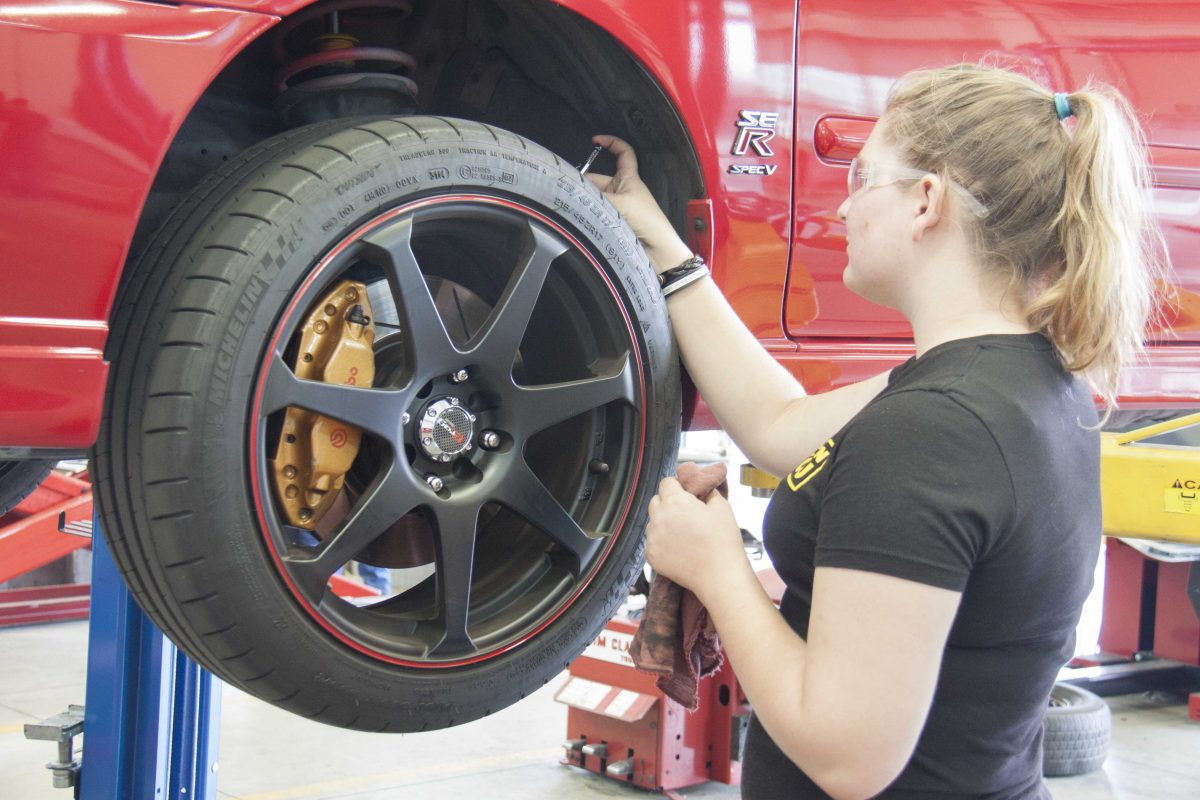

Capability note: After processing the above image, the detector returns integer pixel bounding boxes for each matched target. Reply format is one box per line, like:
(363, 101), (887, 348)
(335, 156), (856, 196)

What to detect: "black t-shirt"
(743, 333), (1101, 799)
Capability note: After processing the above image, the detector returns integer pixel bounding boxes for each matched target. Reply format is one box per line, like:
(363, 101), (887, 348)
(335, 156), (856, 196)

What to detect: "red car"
(1, 0), (1197, 731)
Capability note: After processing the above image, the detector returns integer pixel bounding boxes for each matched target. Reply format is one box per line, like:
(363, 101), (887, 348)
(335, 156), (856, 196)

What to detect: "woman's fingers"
(658, 476), (683, 496)
(587, 133), (687, 269)
(592, 134), (640, 178)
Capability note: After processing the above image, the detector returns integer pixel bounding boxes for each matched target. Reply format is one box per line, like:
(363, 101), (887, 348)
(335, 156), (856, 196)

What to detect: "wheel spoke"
(284, 465), (423, 600)
(469, 221), (568, 366)
(512, 353), (637, 435)
(359, 218), (458, 365)
(428, 502), (482, 656)
(261, 354), (406, 439)
(497, 464), (602, 577)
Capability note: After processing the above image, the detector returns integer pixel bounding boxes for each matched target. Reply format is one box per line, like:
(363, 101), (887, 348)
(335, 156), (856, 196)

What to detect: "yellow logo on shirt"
(786, 438), (836, 492)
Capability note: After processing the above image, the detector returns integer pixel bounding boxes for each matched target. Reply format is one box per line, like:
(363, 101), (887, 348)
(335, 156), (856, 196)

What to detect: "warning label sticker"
(606, 689), (641, 718)
(582, 629), (635, 667)
(1165, 488), (1199, 515)
(556, 677), (612, 710)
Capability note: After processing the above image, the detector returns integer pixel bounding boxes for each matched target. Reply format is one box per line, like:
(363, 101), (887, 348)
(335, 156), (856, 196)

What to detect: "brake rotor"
(271, 280), (376, 529)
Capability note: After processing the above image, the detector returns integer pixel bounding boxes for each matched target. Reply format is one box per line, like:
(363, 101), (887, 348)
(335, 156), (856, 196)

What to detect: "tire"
(91, 116), (679, 732)
(0, 460), (54, 517)
(1042, 682), (1111, 777)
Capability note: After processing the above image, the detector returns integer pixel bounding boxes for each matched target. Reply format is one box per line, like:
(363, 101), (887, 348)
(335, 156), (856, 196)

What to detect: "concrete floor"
(2, 618), (1199, 800)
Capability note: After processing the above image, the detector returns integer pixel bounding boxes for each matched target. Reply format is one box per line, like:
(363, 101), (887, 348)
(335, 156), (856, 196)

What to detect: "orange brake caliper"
(271, 280), (376, 529)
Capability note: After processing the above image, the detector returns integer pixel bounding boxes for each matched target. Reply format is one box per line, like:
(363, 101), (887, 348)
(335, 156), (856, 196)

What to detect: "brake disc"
(270, 280), (376, 529)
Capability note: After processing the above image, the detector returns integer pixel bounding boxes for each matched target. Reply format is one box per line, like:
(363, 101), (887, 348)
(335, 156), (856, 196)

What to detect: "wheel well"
(127, 0), (702, 265)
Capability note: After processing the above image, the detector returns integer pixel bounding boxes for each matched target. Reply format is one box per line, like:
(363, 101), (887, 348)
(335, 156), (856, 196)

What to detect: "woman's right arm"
(666, 275), (889, 477)
(588, 136), (889, 477)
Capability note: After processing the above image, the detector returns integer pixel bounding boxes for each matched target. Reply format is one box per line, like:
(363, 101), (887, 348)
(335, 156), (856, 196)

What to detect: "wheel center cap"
(418, 397), (476, 461)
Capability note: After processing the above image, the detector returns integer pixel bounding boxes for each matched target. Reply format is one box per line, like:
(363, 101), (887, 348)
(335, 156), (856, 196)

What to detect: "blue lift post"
(79, 517), (222, 799)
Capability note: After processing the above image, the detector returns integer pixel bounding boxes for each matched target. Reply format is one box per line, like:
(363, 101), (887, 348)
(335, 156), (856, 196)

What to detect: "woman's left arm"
(647, 481), (962, 800)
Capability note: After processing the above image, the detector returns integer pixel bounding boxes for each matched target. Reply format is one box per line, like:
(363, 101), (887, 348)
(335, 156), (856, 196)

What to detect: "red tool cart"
(558, 567), (785, 795)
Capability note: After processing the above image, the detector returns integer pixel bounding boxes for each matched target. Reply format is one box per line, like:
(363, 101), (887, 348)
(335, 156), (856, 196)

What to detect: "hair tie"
(1054, 92), (1073, 121)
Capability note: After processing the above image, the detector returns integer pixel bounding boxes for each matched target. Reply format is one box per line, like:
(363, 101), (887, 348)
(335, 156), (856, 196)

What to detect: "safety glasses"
(847, 156), (989, 219)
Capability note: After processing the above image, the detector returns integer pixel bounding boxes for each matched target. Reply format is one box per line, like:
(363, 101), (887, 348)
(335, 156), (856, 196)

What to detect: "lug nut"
(450, 369), (469, 383)
(283, 465), (297, 479)
(324, 304), (338, 316)
(314, 320), (327, 334)
(425, 474), (445, 493)
(480, 431), (501, 450)
(421, 436), (433, 447)
(343, 288), (358, 302)
(402, 412), (411, 425)
(449, 397), (459, 405)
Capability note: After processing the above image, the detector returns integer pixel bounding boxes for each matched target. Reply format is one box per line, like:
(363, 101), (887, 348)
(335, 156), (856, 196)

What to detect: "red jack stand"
(558, 567), (784, 795)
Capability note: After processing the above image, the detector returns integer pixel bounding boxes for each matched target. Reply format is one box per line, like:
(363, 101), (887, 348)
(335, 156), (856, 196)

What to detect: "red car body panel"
(0, 1), (275, 448)
(784, 0), (1200, 398)
(0, 0), (1196, 449)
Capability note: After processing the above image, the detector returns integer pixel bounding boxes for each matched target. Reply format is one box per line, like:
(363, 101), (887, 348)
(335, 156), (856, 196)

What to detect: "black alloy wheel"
(252, 199), (647, 664)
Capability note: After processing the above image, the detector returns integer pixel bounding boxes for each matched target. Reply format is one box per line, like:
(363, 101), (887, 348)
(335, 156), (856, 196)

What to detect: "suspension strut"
(273, 0), (419, 126)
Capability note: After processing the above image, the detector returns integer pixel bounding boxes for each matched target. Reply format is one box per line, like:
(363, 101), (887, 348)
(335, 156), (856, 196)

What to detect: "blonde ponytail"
(1024, 88), (1163, 409)
(883, 65), (1166, 412)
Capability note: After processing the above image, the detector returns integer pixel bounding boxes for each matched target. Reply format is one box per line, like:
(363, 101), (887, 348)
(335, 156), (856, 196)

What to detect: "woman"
(587, 64), (1162, 799)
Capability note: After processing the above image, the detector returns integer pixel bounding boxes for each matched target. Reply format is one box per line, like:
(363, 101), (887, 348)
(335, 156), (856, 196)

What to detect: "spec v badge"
(729, 110), (778, 176)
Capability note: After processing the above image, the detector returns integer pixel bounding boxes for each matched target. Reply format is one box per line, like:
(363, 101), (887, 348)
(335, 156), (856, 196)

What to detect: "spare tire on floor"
(91, 116), (679, 732)
(1043, 682), (1111, 777)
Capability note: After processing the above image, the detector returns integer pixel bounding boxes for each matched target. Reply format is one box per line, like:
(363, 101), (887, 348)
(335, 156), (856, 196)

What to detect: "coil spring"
(273, 0), (418, 97)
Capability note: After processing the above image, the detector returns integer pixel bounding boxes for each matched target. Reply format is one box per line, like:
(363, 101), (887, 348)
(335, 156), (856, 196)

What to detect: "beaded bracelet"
(659, 255), (709, 298)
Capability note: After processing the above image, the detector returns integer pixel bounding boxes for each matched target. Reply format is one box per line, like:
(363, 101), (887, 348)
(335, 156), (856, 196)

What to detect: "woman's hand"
(587, 135), (692, 272)
(645, 477), (746, 599)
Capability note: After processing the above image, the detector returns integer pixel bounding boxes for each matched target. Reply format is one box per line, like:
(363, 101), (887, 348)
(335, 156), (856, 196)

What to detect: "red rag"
(629, 461), (728, 710)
